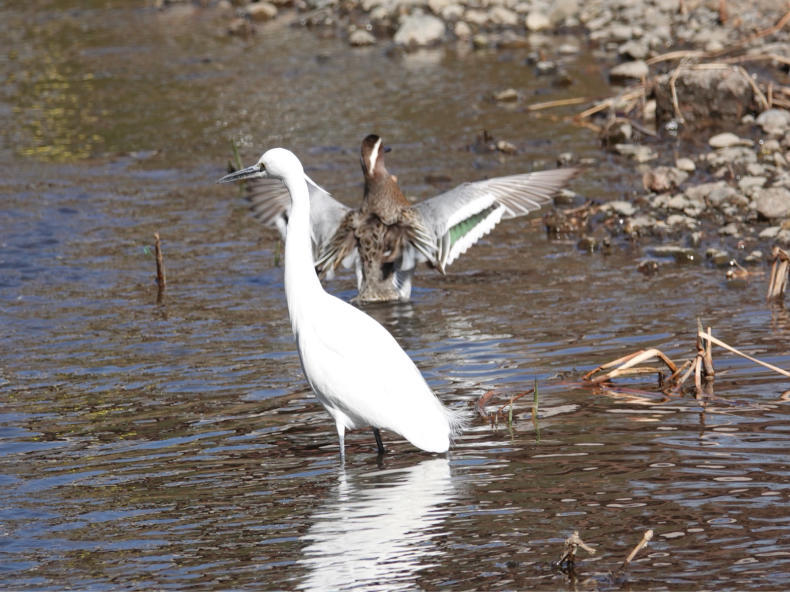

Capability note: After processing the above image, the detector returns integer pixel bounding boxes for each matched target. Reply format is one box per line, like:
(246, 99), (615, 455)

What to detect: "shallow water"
(2, 3), (790, 590)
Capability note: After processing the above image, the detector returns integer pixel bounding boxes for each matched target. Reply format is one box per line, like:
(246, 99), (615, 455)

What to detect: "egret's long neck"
(283, 171), (324, 335)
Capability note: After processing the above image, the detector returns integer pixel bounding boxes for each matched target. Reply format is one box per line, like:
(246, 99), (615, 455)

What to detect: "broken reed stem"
(154, 232), (166, 301)
(528, 96), (591, 111)
(621, 529), (653, 570)
(767, 247), (790, 301)
(698, 330), (790, 378)
(556, 531), (596, 567)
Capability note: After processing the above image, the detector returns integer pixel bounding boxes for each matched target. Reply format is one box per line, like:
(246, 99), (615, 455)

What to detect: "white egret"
(241, 134), (578, 302)
(218, 148), (464, 458)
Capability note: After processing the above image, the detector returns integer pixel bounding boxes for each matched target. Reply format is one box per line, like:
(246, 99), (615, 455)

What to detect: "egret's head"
(217, 147), (303, 184)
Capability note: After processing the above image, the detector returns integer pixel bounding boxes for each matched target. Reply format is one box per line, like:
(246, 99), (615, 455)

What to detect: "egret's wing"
(245, 175), (352, 262)
(414, 168), (578, 272)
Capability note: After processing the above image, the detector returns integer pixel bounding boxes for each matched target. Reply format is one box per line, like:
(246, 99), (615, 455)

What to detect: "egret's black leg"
(372, 427), (386, 455)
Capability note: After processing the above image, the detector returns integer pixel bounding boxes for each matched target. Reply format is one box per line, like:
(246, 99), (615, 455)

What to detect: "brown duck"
(241, 134), (578, 303)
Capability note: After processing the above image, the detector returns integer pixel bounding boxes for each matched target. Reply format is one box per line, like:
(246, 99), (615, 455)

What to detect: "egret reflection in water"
(298, 458), (457, 591)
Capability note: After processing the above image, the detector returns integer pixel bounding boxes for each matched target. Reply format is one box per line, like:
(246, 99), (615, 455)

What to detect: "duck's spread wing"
(314, 211), (359, 274)
(245, 175), (351, 263)
(413, 168), (578, 272)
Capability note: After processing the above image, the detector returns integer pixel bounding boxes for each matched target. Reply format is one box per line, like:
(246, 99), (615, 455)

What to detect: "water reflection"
(298, 458), (456, 591)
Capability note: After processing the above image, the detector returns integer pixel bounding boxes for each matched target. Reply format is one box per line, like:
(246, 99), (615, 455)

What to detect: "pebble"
(465, 9), (489, 26)
(756, 109), (790, 136)
(349, 29), (376, 46)
(649, 244), (699, 262)
(665, 214), (698, 229)
(525, 11), (551, 31)
(755, 187), (790, 219)
(709, 132), (752, 149)
(744, 250), (763, 264)
(614, 143), (657, 162)
(454, 20), (471, 39)
(245, 2), (277, 21)
(394, 13), (446, 47)
(676, 157), (696, 172)
(706, 247), (731, 266)
(494, 88), (519, 102)
(642, 166), (688, 193)
(619, 39), (649, 60)
(490, 6), (518, 26)
(535, 60), (558, 75)
(606, 200), (637, 216)
(609, 60), (649, 83)
(718, 223), (740, 237)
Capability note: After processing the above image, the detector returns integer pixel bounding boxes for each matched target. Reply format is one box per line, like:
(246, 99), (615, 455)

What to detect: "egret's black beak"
(217, 163), (266, 184)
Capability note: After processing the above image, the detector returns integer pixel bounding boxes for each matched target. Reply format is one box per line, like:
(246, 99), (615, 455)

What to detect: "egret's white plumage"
(218, 148), (463, 457)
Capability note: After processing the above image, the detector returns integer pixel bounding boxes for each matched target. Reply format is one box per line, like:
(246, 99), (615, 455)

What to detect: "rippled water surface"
(2, 3), (790, 590)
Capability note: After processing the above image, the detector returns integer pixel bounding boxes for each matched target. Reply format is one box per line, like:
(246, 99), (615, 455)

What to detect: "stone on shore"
(394, 13), (446, 47)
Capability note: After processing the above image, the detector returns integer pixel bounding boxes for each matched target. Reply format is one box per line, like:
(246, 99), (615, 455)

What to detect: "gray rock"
(705, 146), (758, 168)
(614, 143), (657, 162)
(738, 175), (767, 196)
(665, 214), (699, 229)
(649, 244), (699, 262)
(428, 0), (453, 15)
(349, 29), (376, 46)
(465, 9), (488, 26)
(619, 39), (649, 60)
(606, 200), (637, 216)
(676, 157), (696, 172)
(709, 132), (751, 148)
(441, 4), (464, 20)
(759, 226), (781, 239)
(549, 0), (579, 22)
(654, 66), (757, 130)
(453, 20), (471, 39)
(744, 250), (763, 264)
(718, 223), (740, 237)
(609, 24), (634, 42)
(535, 60), (557, 75)
(755, 186), (790, 219)
(525, 11), (551, 31)
(394, 13), (446, 47)
(245, 1), (277, 21)
(643, 166), (688, 193)
(557, 43), (580, 55)
(490, 6), (519, 26)
(706, 247), (731, 266)
(494, 88), (519, 102)
(757, 109), (790, 136)
(609, 60), (648, 83)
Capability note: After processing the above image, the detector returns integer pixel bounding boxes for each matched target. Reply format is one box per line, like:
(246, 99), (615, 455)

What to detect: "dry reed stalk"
(154, 232), (166, 302)
(621, 529), (653, 569)
(767, 246), (790, 301)
(583, 348), (678, 384)
(528, 97), (591, 111)
(698, 330), (790, 378)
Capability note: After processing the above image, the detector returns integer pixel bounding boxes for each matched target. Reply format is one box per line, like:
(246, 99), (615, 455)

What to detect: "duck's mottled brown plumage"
(320, 134), (430, 302)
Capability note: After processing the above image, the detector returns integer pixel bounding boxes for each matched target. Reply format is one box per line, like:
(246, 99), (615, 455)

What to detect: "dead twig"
(554, 530), (596, 569)
(620, 529), (653, 570)
(154, 232), (166, 303)
(528, 97), (591, 111)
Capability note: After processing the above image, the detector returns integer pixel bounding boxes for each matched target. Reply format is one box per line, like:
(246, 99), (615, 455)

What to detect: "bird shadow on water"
(295, 457), (458, 591)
